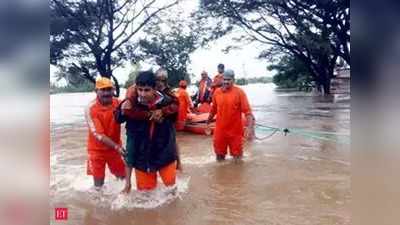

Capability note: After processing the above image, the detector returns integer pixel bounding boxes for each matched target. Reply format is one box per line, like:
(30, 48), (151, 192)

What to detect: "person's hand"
(121, 100), (132, 110)
(205, 120), (212, 135)
(150, 109), (163, 123)
(176, 160), (183, 171)
(116, 146), (127, 156)
(191, 107), (199, 115)
(244, 126), (255, 141)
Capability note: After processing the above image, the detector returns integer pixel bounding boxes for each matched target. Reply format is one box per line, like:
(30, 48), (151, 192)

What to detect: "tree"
(50, 80), (95, 94)
(138, 12), (206, 87)
(269, 55), (313, 90)
(235, 77), (272, 85)
(50, 0), (178, 96)
(199, 0), (350, 94)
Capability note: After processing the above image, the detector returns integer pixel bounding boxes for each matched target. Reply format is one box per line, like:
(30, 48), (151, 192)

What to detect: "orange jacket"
(211, 86), (252, 137)
(176, 87), (193, 122)
(85, 98), (121, 154)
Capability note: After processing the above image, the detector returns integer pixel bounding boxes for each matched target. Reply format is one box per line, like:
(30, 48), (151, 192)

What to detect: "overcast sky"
(188, 35), (273, 82)
(177, 0), (274, 81)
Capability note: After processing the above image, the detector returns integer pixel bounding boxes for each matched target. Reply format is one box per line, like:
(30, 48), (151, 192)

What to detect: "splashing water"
(50, 158), (190, 210)
(111, 176), (190, 210)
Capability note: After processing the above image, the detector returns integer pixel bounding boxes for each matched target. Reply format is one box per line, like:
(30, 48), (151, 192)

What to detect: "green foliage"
(199, 0), (350, 94)
(50, 80), (94, 94)
(50, 0), (178, 95)
(268, 56), (313, 91)
(235, 77), (272, 85)
(139, 11), (210, 88)
(51, 67), (96, 93)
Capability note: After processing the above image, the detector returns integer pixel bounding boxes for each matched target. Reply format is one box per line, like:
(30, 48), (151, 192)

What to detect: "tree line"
(51, 0), (349, 95)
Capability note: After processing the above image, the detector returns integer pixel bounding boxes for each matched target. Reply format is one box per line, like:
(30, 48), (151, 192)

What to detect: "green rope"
(255, 124), (350, 144)
(287, 127), (350, 136)
(254, 128), (279, 140)
(289, 129), (350, 144)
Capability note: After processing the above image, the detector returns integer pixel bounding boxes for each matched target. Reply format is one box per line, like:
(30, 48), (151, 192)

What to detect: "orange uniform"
(85, 98), (126, 179)
(135, 161), (177, 191)
(211, 86), (252, 156)
(175, 87), (193, 131)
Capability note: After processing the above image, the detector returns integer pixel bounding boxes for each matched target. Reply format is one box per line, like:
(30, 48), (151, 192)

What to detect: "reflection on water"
(50, 83), (350, 225)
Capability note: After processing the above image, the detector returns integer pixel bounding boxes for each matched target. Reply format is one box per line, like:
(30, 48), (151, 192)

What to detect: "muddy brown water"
(50, 84), (350, 225)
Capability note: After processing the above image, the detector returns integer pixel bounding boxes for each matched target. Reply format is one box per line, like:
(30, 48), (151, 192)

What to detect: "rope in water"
(254, 127), (280, 140)
(255, 123), (350, 144)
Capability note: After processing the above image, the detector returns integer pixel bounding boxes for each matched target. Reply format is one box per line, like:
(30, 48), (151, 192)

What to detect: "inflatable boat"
(184, 112), (215, 135)
(182, 103), (246, 135)
(179, 102), (213, 135)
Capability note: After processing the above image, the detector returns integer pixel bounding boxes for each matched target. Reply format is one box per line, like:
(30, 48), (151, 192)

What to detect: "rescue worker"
(175, 80), (194, 131)
(195, 70), (212, 108)
(85, 77), (126, 189)
(206, 69), (255, 162)
(210, 63), (225, 94)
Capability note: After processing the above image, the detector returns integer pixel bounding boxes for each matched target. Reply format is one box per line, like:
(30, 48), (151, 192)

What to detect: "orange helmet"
(96, 77), (113, 89)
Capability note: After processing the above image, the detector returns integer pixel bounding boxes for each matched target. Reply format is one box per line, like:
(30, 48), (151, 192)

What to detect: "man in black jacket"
(119, 71), (179, 193)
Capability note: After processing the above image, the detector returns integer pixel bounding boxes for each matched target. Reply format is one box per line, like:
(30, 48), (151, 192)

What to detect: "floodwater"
(50, 83), (350, 225)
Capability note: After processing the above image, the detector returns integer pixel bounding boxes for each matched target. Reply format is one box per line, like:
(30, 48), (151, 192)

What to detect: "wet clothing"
(117, 85), (179, 169)
(135, 161), (177, 190)
(85, 98), (126, 179)
(117, 85), (179, 190)
(120, 91), (178, 172)
(86, 151), (126, 178)
(175, 87), (193, 131)
(213, 135), (243, 156)
(122, 85), (178, 122)
(211, 86), (252, 156)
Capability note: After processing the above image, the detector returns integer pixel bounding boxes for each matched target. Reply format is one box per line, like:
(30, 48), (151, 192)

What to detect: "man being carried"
(154, 69), (182, 170)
